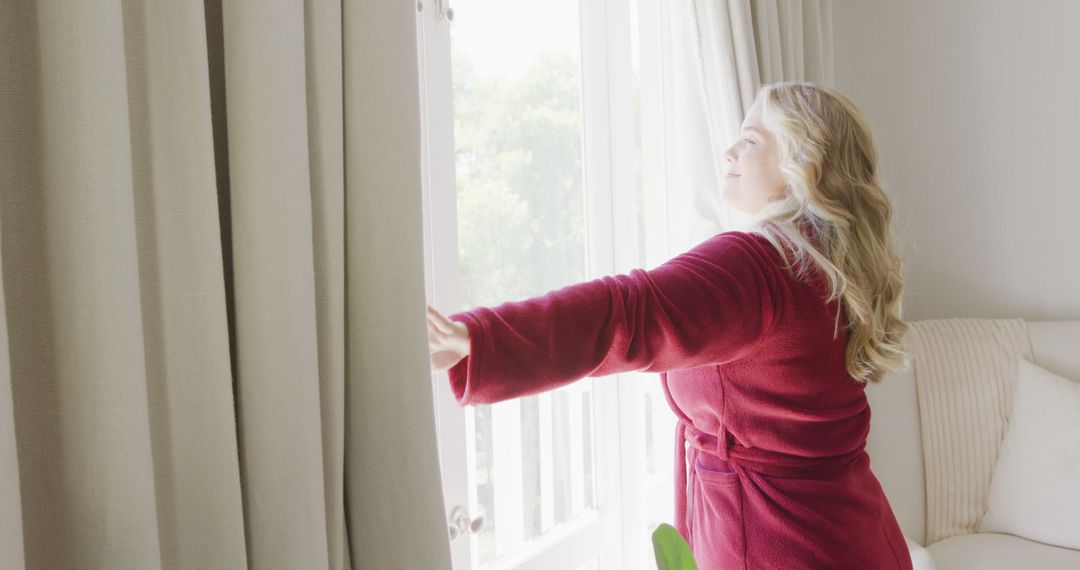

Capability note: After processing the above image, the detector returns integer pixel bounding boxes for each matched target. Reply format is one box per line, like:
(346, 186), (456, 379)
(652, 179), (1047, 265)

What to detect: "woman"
(427, 81), (914, 569)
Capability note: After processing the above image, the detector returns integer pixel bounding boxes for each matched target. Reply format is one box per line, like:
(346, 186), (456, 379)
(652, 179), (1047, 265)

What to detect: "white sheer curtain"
(661, 0), (738, 253)
(687, 0), (835, 208)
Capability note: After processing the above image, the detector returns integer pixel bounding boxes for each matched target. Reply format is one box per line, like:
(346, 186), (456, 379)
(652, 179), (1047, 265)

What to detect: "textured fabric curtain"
(688, 0), (834, 192)
(0, 1), (450, 569)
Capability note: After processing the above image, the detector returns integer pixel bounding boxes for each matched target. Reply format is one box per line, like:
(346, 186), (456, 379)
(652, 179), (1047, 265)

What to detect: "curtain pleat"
(126, 0), (248, 567)
(341, 0), (453, 566)
(0, 1), (37, 565)
(220, 0), (335, 567)
(10, 1), (166, 567)
(0, 218), (27, 570)
(0, 0), (450, 567)
(302, 0), (350, 566)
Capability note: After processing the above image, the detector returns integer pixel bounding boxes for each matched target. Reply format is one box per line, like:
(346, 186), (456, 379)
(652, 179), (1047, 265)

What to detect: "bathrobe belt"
(674, 420), (867, 541)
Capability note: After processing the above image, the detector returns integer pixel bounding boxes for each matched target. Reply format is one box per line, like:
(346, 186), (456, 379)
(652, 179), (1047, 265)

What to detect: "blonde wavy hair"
(742, 81), (911, 384)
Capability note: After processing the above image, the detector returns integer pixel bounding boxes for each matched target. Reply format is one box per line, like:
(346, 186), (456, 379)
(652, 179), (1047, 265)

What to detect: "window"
(418, 0), (719, 567)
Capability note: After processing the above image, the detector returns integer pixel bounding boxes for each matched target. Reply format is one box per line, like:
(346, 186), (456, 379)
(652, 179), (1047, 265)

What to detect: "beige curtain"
(0, 1), (450, 568)
(688, 0), (835, 192)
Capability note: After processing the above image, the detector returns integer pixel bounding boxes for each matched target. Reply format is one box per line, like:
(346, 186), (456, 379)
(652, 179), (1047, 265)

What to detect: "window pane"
(449, 0), (598, 567)
(644, 392), (656, 475)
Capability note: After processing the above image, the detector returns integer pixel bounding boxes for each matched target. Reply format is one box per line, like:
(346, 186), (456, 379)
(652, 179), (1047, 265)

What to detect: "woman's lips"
(726, 172), (740, 177)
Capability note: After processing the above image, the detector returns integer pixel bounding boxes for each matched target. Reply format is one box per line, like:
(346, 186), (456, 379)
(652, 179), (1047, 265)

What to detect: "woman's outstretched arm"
(445, 230), (785, 406)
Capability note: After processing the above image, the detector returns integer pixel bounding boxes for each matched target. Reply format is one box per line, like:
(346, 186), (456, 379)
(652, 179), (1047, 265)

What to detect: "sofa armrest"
(904, 534), (937, 570)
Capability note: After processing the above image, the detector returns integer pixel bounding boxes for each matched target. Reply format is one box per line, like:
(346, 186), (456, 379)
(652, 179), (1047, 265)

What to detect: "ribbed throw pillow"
(977, 357), (1080, 550)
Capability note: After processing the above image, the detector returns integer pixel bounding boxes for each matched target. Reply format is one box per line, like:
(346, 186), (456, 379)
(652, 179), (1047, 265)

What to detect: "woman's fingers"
(427, 304), (469, 360)
(427, 305), (459, 355)
(427, 305), (453, 334)
(426, 307), (441, 336)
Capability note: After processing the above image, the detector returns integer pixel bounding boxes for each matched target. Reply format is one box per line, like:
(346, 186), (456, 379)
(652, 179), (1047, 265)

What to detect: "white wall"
(832, 0), (1080, 320)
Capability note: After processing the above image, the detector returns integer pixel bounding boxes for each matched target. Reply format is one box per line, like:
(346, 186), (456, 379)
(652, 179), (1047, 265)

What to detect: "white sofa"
(865, 320), (1080, 569)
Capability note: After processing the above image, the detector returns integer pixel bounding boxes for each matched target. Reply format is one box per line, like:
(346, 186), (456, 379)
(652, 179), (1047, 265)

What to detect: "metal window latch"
(416, 0), (453, 21)
(435, 0), (454, 21)
(447, 505), (486, 542)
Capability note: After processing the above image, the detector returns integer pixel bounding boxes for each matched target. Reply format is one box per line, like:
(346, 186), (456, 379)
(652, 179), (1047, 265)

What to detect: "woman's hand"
(427, 304), (471, 373)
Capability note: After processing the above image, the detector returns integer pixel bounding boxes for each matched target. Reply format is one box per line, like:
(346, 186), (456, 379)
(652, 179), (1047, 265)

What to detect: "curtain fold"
(688, 0), (834, 193)
(0, 0), (450, 568)
(220, 0), (336, 567)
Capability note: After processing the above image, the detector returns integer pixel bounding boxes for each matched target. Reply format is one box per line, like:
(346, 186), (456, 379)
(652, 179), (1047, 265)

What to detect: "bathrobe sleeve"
(445, 231), (783, 406)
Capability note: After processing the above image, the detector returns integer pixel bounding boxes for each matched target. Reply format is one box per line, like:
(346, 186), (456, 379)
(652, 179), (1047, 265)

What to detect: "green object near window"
(652, 523), (699, 570)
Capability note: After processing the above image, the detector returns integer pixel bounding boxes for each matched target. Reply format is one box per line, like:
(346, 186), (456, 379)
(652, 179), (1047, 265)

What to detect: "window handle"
(416, 0), (453, 21)
(447, 505), (486, 542)
(416, 0), (452, 21)
(436, 0), (454, 21)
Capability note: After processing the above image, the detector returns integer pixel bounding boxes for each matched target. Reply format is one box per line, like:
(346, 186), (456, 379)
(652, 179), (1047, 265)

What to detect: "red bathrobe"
(447, 230), (913, 570)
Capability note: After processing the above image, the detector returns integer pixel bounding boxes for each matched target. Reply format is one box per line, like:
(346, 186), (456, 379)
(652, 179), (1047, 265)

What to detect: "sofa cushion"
(977, 357), (1080, 550)
(926, 532), (1080, 569)
(905, 318), (1033, 543)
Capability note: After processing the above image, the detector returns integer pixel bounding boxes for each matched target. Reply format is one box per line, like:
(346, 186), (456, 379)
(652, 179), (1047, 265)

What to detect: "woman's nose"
(723, 145), (737, 165)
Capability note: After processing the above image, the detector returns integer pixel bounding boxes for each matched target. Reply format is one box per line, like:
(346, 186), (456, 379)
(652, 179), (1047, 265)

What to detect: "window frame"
(417, 0), (677, 567)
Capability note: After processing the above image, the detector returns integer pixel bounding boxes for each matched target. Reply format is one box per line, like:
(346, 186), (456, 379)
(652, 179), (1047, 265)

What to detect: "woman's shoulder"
(704, 230), (788, 265)
(707, 229), (777, 247)
(704, 229), (815, 292)
(697, 229), (767, 248)
(682, 230), (799, 296)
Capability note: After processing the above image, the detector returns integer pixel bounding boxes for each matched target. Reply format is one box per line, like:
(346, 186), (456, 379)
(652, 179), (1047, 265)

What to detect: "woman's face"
(721, 99), (787, 215)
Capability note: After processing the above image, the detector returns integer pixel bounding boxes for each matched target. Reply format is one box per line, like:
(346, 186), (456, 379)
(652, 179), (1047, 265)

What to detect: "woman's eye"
(744, 138), (755, 144)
